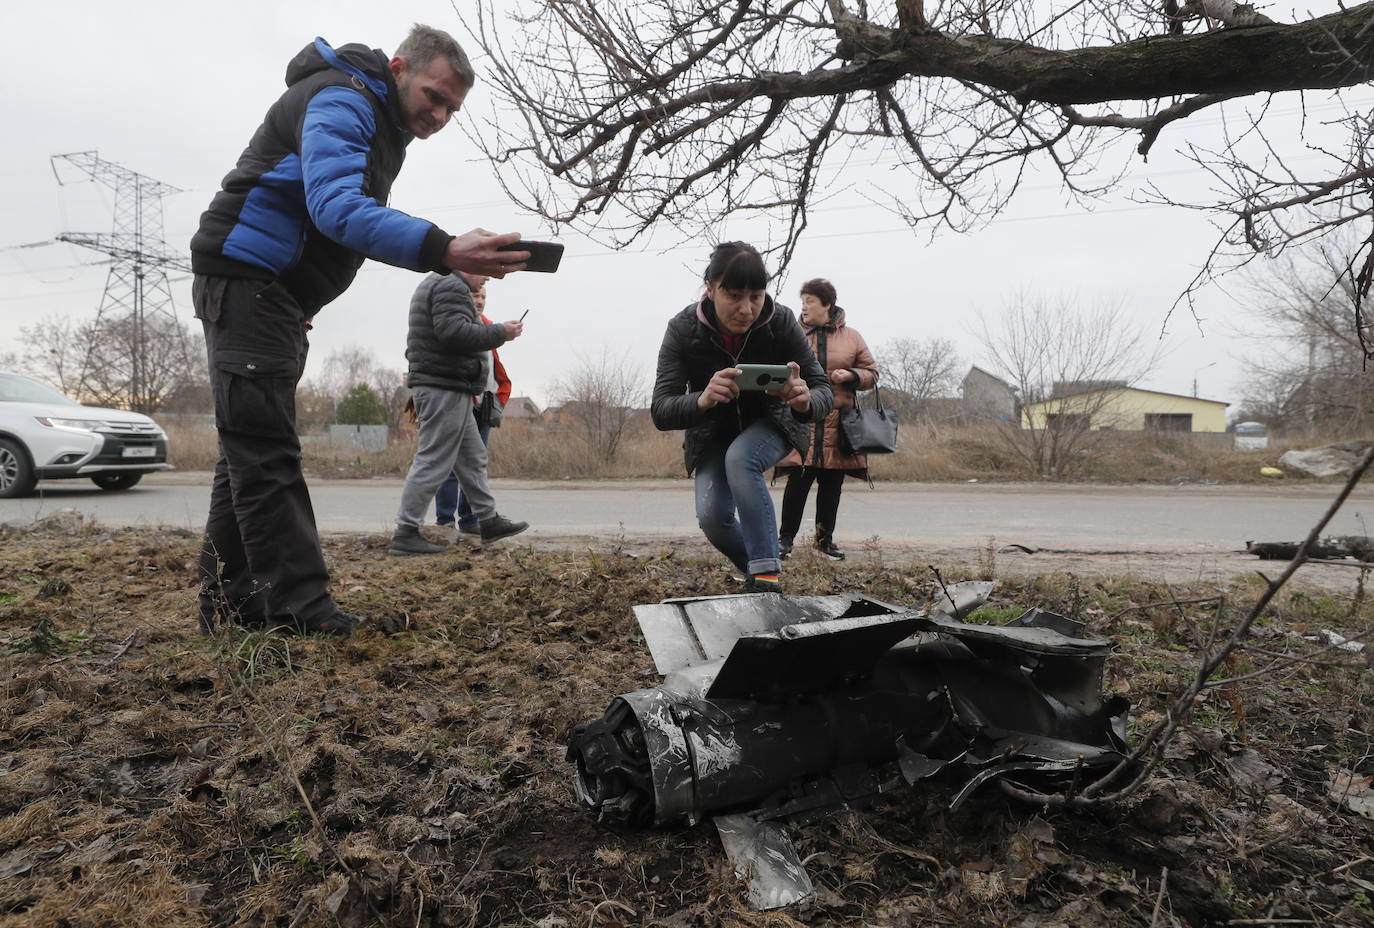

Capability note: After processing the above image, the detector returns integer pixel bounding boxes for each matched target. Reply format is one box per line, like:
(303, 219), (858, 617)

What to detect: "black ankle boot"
(815, 531), (845, 561)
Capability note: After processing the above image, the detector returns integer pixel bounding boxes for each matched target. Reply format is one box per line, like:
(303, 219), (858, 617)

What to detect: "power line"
(50, 150), (194, 413)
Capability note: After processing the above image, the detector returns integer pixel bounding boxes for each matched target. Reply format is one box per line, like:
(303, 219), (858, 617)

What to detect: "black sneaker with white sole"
(480, 513), (529, 544)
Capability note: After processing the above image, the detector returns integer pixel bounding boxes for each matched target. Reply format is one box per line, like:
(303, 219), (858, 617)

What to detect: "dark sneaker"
(778, 538), (793, 560)
(744, 574), (783, 594)
(390, 526), (447, 556)
(458, 522), (481, 536)
(480, 514), (529, 545)
(265, 609), (362, 637)
(817, 540), (845, 561)
(297, 609), (363, 637)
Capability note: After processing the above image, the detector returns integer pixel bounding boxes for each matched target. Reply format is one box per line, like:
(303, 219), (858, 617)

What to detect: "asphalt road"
(3, 472), (1372, 553)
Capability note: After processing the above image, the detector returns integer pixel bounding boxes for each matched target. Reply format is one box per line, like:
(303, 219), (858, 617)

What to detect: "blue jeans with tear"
(694, 420), (790, 576)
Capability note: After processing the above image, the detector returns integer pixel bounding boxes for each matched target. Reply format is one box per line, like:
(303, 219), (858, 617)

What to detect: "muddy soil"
(1, 522), (1372, 927)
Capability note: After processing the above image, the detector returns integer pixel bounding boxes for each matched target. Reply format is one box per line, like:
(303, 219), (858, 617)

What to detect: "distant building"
(1051, 380), (1126, 398)
(960, 366), (1017, 421)
(502, 396), (541, 420)
(1022, 386), (1228, 432)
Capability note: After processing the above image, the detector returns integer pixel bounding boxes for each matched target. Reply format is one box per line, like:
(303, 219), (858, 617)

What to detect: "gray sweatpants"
(396, 386), (496, 529)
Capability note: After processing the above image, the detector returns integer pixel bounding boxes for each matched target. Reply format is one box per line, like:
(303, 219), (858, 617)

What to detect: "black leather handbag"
(839, 387), (899, 455)
(475, 391), (500, 428)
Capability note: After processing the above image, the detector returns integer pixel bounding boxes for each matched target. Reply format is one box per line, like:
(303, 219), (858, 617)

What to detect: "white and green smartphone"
(735, 363), (791, 391)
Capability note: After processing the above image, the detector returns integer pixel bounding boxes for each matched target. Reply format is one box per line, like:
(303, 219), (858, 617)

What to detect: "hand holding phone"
(497, 240), (564, 273)
(445, 229), (524, 278)
(698, 366), (742, 410)
(780, 360), (811, 412)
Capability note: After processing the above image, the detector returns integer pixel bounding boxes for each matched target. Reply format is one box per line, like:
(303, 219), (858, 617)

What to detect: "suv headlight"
(36, 416), (106, 433)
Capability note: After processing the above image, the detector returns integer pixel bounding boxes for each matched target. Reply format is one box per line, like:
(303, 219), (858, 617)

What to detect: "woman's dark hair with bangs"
(799, 278), (837, 308)
(703, 241), (768, 291)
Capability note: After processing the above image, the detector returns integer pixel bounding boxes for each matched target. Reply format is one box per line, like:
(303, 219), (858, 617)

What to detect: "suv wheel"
(91, 472), (144, 491)
(0, 437), (37, 498)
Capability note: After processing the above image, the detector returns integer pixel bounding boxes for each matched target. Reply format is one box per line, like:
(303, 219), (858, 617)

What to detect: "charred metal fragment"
(566, 583), (1133, 910)
(1245, 537), (1360, 560)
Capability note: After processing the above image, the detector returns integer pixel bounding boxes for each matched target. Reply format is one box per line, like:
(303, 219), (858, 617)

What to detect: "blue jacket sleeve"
(300, 86), (450, 271)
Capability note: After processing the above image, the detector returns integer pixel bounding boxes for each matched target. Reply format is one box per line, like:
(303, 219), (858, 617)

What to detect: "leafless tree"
(1235, 234), (1374, 435)
(874, 335), (960, 422)
(4, 313), (205, 413)
(463, 1), (1374, 331)
(549, 349), (647, 463)
(977, 294), (1160, 476)
(309, 346), (405, 428)
(3, 316), (84, 398)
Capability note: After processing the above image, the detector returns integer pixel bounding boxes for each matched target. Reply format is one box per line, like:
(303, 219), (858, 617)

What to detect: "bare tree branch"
(463, 0), (1374, 365)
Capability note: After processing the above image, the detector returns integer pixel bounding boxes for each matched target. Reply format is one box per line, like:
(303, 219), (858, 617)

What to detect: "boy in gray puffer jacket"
(391, 272), (529, 554)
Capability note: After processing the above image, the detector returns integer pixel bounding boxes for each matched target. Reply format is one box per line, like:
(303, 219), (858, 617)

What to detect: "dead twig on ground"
(102, 628), (140, 666)
(1149, 866), (1169, 928)
(1211, 629), (1372, 687)
(1326, 855), (1373, 876)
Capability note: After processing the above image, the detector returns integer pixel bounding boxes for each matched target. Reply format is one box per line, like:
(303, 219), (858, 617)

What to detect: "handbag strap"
(852, 379), (884, 412)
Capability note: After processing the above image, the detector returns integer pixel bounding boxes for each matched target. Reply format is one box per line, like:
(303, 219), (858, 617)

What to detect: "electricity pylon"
(51, 150), (193, 413)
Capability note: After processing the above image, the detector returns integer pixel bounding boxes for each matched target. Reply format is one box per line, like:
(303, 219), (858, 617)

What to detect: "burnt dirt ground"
(1, 522), (1372, 928)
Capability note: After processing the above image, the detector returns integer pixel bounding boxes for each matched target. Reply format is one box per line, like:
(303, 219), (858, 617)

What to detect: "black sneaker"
(271, 609), (363, 637)
(480, 513), (529, 545)
(458, 522), (480, 536)
(816, 540), (845, 561)
(301, 609), (363, 636)
(778, 538), (793, 560)
(390, 526), (447, 556)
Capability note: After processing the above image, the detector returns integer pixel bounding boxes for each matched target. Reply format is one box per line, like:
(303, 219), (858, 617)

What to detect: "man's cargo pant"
(193, 275), (335, 632)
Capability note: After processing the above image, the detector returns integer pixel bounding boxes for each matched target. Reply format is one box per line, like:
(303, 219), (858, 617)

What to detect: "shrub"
(335, 384), (388, 425)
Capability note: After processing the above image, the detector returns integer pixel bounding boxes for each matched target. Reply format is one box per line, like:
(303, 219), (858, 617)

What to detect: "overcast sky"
(1, 1), (1364, 411)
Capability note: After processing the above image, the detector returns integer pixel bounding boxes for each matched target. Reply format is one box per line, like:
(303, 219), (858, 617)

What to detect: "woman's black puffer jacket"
(652, 296), (834, 474)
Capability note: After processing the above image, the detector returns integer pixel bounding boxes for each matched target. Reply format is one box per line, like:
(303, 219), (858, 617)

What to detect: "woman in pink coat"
(774, 278), (879, 560)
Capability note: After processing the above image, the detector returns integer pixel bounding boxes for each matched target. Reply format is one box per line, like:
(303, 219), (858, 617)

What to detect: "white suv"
(0, 372), (170, 498)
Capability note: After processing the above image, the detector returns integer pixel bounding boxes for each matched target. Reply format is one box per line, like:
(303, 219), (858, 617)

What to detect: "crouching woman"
(651, 242), (834, 593)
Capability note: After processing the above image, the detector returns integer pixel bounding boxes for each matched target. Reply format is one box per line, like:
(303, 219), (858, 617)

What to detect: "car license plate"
(122, 446), (155, 458)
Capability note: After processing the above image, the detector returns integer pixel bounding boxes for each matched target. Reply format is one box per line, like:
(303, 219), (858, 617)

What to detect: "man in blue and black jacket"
(190, 24), (529, 638)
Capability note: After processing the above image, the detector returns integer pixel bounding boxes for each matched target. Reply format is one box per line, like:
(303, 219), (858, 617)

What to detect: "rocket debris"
(1246, 536), (1374, 560)
(566, 582), (1132, 910)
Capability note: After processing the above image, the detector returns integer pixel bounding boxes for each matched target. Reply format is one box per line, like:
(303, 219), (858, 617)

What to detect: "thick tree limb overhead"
(826, 6), (1374, 106)
(463, 0), (1374, 287)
